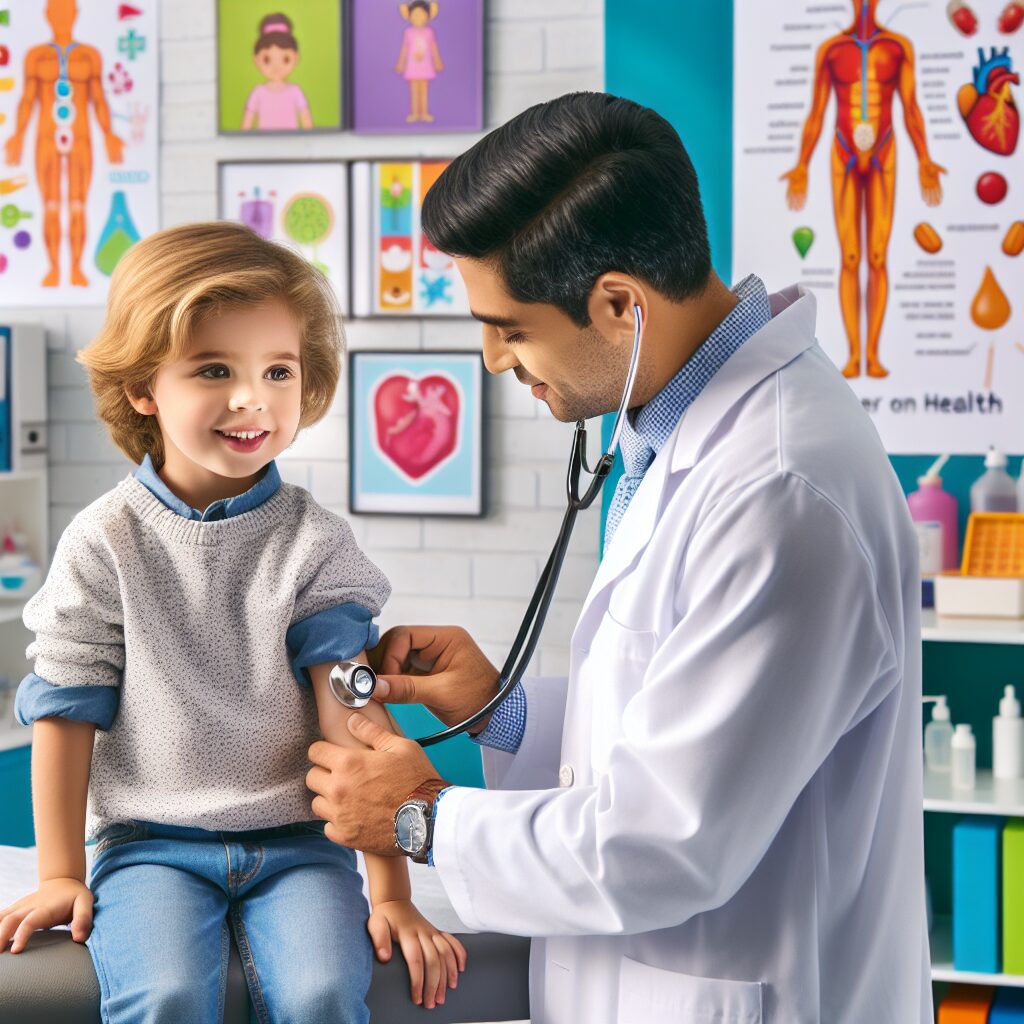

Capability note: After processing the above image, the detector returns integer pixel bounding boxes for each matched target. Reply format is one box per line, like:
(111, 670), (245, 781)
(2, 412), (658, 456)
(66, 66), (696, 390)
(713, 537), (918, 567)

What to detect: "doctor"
(305, 92), (931, 1023)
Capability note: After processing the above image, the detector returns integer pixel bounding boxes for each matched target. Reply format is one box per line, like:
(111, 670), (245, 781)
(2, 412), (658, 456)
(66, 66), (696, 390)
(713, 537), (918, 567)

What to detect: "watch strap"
(403, 777), (452, 807)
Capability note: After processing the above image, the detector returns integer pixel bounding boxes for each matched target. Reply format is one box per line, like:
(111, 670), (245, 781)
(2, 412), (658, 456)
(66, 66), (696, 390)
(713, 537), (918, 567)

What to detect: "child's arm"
(308, 658), (467, 1008)
(0, 718), (96, 954)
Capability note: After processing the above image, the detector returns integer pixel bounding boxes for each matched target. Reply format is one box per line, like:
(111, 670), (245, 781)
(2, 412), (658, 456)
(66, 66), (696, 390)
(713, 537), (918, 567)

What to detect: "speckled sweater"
(20, 474), (390, 839)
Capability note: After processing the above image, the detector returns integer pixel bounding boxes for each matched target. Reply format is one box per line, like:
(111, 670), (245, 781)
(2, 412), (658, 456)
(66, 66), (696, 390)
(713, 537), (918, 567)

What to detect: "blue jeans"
(87, 819), (372, 1024)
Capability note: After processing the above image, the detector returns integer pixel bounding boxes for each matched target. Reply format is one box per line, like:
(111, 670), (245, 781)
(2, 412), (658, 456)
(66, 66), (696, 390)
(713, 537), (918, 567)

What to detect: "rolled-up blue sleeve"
(15, 673), (120, 730)
(286, 602), (381, 687)
(472, 681), (527, 754)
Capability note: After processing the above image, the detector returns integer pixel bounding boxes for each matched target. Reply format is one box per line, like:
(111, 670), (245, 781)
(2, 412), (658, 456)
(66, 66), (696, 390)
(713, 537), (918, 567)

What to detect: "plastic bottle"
(907, 455), (960, 572)
(952, 723), (977, 790)
(924, 696), (954, 772)
(994, 685), (1024, 780)
(970, 447), (1018, 513)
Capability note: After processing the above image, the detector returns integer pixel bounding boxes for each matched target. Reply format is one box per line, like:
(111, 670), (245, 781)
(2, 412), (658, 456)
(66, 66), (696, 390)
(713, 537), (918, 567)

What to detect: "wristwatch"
(394, 778), (451, 864)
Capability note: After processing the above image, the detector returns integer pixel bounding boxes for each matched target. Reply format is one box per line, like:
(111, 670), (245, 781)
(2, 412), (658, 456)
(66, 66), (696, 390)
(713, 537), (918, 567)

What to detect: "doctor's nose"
(481, 324), (519, 375)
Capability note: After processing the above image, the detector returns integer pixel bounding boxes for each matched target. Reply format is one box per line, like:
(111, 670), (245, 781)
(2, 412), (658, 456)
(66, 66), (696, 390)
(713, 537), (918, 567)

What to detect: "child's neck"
(158, 456), (266, 514)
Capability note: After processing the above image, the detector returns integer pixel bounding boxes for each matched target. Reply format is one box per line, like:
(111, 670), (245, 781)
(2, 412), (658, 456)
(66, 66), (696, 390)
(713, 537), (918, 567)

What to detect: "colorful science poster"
(349, 0), (484, 134)
(350, 159), (470, 317)
(733, 0), (1023, 453)
(219, 161), (349, 312)
(0, 0), (159, 306)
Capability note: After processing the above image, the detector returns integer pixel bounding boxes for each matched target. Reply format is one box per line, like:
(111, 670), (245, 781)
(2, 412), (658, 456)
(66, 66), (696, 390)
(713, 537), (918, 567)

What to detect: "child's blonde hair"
(78, 221), (343, 467)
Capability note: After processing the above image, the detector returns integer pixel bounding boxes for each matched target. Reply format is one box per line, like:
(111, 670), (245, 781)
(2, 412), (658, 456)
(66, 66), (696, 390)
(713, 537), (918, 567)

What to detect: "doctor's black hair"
(420, 91), (712, 327)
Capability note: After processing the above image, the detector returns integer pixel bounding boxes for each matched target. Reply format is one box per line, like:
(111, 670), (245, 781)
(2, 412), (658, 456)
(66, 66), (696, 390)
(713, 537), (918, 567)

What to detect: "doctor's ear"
(587, 273), (647, 345)
(125, 383), (157, 416)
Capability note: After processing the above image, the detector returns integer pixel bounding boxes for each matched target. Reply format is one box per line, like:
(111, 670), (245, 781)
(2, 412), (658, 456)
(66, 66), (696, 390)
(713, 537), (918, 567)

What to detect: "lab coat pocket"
(617, 956), (765, 1023)
(585, 612), (655, 776)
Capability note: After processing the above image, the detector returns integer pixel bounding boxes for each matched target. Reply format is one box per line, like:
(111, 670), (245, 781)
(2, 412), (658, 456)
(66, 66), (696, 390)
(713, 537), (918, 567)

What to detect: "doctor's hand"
(368, 625), (500, 733)
(307, 714), (441, 856)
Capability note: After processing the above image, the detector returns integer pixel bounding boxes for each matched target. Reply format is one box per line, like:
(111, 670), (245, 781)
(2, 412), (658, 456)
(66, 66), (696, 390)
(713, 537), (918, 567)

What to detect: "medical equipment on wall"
(327, 306), (646, 747)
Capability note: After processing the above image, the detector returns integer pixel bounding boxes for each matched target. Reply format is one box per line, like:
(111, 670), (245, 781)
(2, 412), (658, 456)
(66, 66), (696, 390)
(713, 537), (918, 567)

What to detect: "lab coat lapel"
(576, 285), (820, 626)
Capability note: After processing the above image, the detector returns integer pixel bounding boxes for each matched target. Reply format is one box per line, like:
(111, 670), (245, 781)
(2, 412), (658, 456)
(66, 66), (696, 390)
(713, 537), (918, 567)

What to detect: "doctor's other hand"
(0, 878), (93, 954)
(369, 625), (500, 733)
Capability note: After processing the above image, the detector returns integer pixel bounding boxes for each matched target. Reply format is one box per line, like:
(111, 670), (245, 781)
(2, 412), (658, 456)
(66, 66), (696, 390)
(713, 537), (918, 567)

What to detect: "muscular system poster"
(733, 0), (1022, 453)
(0, 1), (159, 306)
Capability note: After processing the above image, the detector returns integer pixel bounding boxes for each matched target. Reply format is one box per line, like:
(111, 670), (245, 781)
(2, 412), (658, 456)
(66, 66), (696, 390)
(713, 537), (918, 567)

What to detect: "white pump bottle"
(923, 695), (953, 773)
(994, 685), (1024, 780)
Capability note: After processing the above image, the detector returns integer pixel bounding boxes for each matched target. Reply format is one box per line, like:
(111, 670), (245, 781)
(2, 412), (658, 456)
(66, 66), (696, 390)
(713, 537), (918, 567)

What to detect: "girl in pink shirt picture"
(243, 13), (312, 131)
(395, 2), (445, 123)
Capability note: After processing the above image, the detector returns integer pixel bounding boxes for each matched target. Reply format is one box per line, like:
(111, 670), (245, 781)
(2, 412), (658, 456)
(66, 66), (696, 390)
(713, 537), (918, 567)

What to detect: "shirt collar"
(618, 274), (772, 473)
(134, 453), (281, 521)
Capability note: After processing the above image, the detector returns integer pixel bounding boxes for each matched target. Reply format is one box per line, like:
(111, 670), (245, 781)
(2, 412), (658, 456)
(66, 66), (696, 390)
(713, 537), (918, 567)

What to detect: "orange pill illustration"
(914, 222), (943, 253)
(971, 266), (1012, 329)
(1003, 221), (1024, 256)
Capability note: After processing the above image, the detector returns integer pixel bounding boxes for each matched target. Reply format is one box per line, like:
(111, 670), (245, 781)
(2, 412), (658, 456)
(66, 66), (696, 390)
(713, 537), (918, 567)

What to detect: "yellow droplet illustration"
(971, 266), (1012, 330)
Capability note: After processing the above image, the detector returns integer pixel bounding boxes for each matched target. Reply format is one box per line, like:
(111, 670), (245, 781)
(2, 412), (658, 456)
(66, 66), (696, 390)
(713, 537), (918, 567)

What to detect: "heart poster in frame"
(349, 350), (486, 517)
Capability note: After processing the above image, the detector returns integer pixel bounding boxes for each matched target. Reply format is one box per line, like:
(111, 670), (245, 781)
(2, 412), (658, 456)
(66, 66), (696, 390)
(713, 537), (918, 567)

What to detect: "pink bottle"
(907, 455), (960, 573)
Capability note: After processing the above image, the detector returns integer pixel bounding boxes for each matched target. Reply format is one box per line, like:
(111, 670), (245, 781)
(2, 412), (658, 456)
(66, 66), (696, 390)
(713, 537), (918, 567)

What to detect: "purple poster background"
(351, 0), (483, 133)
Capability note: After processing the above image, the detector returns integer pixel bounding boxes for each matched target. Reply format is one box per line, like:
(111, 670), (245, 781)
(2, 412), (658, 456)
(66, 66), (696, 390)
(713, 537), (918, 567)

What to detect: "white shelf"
(921, 608), (1024, 645)
(0, 721), (30, 753)
(923, 767), (1024, 816)
(931, 915), (1024, 987)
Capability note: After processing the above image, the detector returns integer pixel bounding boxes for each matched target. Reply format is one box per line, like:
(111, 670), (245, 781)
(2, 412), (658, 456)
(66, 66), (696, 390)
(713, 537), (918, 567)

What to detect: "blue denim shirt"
(17, 456), (380, 729)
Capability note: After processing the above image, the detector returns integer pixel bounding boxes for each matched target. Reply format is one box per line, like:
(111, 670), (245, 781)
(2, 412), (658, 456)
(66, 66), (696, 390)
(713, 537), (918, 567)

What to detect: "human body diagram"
(782, 0), (945, 378)
(2, 0), (124, 288)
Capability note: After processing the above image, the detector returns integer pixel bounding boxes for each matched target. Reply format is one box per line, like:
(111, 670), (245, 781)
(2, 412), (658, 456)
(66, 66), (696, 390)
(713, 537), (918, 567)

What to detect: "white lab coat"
(433, 285), (931, 1023)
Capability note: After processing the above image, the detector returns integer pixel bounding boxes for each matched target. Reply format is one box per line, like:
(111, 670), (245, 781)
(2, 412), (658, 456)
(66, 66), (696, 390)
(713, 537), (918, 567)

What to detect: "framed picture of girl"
(348, 0), (484, 134)
(216, 1), (344, 133)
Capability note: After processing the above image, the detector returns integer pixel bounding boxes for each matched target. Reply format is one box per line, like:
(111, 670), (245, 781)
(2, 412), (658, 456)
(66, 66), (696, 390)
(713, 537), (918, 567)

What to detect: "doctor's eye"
(266, 366), (295, 382)
(503, 332), (526, 345)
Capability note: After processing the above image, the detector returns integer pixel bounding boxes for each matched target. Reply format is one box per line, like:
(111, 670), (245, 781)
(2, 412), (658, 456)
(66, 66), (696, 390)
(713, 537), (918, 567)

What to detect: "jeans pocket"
(94, 820), (142, 857)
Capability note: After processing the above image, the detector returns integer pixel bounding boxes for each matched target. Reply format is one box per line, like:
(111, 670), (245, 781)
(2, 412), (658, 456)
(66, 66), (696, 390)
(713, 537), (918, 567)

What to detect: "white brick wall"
(14, 0), (605, 681)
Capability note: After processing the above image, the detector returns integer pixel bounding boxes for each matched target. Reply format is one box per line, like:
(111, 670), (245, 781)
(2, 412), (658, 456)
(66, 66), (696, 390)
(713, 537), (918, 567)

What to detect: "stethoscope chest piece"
(329, 661), (377, 709)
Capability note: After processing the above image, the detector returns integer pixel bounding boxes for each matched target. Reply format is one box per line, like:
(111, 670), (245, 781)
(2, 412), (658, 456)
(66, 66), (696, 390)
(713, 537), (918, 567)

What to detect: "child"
(0, 222), (466, 1021)
(243, 13), (312, 130)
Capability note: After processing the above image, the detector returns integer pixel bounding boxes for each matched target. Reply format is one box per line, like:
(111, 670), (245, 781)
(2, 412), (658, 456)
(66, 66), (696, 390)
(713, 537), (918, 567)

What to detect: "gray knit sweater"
(22, 475), (390, 839)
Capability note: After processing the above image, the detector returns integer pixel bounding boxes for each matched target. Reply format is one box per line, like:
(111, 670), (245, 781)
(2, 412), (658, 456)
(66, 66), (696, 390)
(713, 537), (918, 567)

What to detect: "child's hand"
(0, 878), (93, 954)
(368, 899), (467, 1009)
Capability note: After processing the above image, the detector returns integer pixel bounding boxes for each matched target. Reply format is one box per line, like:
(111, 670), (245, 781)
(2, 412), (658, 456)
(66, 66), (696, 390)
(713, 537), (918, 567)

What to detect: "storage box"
(935, 575), (1024, 619)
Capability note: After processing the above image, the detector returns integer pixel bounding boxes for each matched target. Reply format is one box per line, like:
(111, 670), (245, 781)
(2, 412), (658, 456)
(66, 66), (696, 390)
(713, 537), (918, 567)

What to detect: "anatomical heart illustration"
(349, 351), (485, 516)
(958, 47), (1019, 155)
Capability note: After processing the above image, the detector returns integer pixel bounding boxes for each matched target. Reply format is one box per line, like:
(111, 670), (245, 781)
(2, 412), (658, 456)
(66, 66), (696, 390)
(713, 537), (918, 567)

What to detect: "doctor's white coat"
(433, 285), (931, 1023)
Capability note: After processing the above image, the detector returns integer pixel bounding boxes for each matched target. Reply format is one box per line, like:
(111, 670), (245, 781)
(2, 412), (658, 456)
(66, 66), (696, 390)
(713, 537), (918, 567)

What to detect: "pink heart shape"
(373, 373), (460, 481)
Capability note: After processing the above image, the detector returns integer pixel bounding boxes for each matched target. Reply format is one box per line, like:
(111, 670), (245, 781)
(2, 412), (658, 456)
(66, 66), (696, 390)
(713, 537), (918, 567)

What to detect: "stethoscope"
(330, 304), (645, 747)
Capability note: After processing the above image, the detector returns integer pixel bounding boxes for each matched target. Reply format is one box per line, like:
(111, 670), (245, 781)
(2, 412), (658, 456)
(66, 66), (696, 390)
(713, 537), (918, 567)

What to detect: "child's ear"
(399, 3), (411, 20)
(125, 384), (157, 416)
(430, 2), (439, 18)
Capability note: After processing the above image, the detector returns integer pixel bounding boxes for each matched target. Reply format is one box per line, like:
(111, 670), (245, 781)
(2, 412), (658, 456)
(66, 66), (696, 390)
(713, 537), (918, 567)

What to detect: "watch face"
(395, 803), (428, 854)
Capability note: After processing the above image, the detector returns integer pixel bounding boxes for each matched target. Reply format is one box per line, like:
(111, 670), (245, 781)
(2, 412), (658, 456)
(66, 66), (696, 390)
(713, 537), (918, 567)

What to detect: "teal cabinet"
(0, 742), (34, 846)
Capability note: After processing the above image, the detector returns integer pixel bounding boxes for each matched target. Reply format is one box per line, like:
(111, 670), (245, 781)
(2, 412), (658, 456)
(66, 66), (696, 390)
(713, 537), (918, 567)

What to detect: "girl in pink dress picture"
(243, 13), (313, 131)
(395, 2), (444, 123)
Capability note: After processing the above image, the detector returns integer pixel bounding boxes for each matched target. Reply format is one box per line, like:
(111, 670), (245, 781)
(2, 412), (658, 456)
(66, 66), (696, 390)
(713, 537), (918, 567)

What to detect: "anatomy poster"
(0, 1), (159, 306)
(734, 0), (1022, 453)
(350, 159), (470, 317)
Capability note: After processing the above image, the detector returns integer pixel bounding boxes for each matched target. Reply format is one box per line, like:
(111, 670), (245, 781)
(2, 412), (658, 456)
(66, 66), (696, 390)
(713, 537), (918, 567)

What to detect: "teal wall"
(605, 0), (1024, 925)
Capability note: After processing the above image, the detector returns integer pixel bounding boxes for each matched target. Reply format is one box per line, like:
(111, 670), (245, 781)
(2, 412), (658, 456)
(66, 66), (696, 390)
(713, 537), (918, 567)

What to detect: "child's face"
(138, 299), (303, 483)
(410, 7), (430, 26)
(254, 44), (298, 83)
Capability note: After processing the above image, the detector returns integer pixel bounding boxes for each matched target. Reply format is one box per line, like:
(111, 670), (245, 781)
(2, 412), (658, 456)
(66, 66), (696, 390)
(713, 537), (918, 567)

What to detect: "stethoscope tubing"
(413, 305), (643, 747)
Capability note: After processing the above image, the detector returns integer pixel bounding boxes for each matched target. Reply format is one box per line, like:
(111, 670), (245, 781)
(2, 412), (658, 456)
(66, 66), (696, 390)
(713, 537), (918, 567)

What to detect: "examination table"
(0, 847), (531, 1023)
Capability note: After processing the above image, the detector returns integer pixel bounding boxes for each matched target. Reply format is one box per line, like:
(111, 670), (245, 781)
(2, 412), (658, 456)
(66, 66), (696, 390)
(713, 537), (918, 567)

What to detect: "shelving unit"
(923, 616), (1024, 992)
(0, 467), (49, 757)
